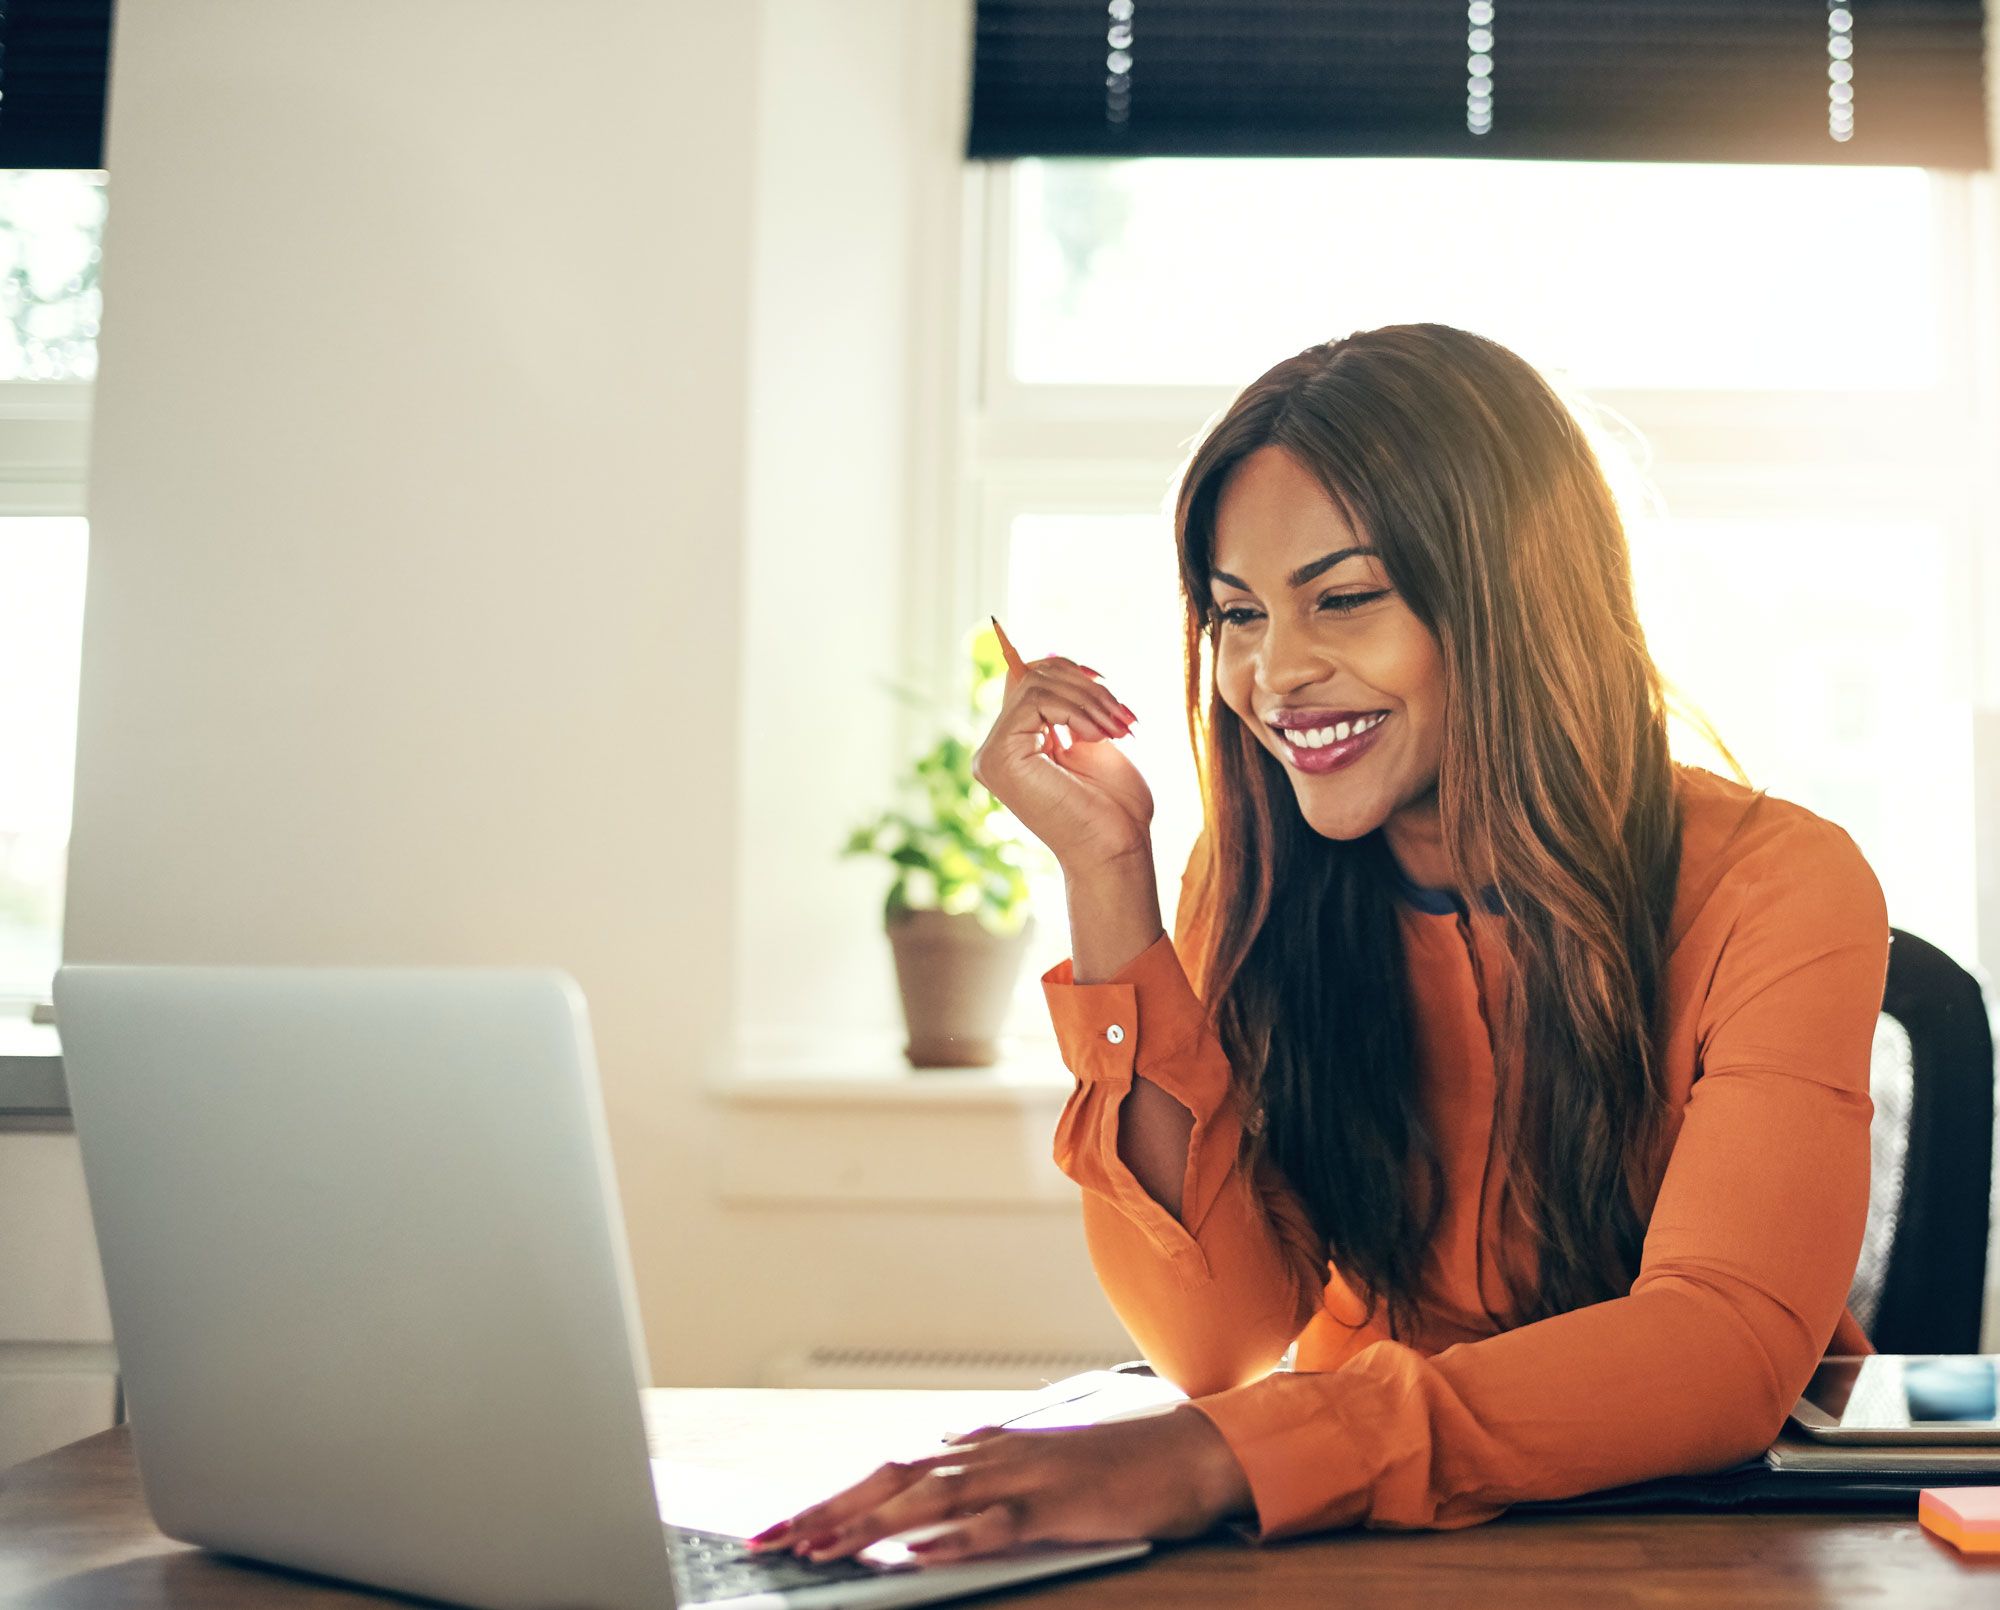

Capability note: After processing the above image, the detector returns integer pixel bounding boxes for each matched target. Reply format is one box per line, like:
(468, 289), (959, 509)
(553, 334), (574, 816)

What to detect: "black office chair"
(1845, 928), (1997, 1354)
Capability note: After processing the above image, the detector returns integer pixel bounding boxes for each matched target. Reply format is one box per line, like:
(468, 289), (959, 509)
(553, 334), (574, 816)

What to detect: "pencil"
(990, 615), (1027, 680)
(989, 614), (1052, 752)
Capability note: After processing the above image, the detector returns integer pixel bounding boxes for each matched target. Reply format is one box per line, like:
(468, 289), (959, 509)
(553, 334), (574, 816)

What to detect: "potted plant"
(841, 624), (1045, 1068)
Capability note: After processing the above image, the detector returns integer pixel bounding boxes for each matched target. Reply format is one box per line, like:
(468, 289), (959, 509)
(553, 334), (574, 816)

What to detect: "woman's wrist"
(1171, 1402), (1257, 1525)
(1062, 851), (1165, 983)
(1059, 843), (1157, 889)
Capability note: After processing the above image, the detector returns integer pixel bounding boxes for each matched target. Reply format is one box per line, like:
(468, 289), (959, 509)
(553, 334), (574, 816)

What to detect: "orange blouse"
(1041, 764), (1890, 1538)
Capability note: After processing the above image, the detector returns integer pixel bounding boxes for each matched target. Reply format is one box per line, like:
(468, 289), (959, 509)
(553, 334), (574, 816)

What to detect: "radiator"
(762, 1344), (1135, 1390)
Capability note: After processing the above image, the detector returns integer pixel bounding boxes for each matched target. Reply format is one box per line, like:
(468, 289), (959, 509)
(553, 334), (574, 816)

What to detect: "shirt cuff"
(1186, 1371), (1372, 1540)
(1041, 931), (1231, 1122)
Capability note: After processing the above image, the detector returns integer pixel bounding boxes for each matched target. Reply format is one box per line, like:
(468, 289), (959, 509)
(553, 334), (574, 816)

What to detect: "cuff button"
(1105, 1024), (1126, 1044)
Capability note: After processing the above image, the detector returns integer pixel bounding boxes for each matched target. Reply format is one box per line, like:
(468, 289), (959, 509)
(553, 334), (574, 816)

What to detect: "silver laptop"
(53, 964), (1149, 1610)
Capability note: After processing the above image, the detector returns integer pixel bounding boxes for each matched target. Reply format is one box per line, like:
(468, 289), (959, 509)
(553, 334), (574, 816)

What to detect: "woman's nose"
(1259, 611), (1331, 693)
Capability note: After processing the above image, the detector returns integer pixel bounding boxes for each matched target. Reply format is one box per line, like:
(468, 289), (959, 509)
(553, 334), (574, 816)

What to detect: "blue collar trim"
(1391, 863), (1506, 917)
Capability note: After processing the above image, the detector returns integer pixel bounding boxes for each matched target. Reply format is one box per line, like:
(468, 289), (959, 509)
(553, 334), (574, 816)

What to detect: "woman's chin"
(1294, 786), (1391, 844)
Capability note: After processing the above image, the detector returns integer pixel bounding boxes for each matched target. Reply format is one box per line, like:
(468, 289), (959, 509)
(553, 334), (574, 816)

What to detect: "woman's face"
(1209, 444), (1448, 852)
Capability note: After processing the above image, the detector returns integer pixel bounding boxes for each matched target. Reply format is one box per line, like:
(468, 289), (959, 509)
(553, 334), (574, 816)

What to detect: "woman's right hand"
(970, 652), (1155, 876)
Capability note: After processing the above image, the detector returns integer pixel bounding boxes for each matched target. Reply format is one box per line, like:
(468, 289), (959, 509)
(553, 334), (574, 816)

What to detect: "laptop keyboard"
(666, 1523), (899, 1603)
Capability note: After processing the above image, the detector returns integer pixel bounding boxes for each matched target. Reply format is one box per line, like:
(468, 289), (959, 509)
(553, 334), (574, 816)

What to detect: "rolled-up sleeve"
(1043, 843), (1328, 1396)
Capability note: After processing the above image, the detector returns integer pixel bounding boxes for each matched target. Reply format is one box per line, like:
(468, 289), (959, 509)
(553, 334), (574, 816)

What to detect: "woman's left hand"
(746, 1404), (1255, 1565)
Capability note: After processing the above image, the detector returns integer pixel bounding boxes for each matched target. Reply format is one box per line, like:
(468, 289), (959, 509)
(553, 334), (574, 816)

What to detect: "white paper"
(651, 1372), (1187, 1539)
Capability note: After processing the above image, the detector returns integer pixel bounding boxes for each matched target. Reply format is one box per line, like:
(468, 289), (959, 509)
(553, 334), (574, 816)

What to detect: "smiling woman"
(1172, 326), (1690, 1341)
(756, 323), (1891, 1561)
(1206, 459), (1446, 858)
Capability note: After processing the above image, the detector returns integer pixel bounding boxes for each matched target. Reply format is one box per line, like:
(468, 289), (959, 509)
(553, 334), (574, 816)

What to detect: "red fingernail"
(907, 1538), (945, 1555)
(1079, 665), (1101, 677)
(1119, 704), (1138, 723)
(748, 1522), (787, 1546)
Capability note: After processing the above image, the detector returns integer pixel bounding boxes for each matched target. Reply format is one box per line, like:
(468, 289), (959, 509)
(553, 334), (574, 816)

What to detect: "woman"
(753, 323), (1889, 1559)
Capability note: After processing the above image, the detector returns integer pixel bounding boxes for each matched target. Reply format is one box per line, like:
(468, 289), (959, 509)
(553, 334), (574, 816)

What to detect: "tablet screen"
(1804, 1356), (1999, 1430)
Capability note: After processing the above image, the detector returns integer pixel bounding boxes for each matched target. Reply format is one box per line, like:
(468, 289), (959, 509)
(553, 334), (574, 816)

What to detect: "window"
(961, 159), (1987, 1041)
(1008, 159), (1943, 393)
(0, 170), (104, 1007)
(0, 517), (89, 1002)
(0, 170), (105, 381)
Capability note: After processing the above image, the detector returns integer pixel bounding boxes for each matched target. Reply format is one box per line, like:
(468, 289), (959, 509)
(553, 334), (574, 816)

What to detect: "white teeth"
(1276, 712), (1385, 753)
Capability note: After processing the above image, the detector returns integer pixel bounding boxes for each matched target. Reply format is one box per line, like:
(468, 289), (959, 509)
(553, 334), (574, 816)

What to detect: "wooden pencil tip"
(989, 615), (1025, 671)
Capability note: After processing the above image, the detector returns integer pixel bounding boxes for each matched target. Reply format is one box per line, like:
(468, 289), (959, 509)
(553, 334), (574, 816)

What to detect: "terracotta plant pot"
(885, 908), (1035, 1068)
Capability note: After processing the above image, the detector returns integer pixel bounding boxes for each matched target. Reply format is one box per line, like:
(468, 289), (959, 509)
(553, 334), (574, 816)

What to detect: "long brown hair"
(1174, 324), (1683, 1337)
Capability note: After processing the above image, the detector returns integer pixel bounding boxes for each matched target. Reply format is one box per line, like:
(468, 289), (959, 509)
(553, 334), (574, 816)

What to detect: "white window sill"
(710, 1034), (1074, 1110)
(0, 1014), (67, 1126)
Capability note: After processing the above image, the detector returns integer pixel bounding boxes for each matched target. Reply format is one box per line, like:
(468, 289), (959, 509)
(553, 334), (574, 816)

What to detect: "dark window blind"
(967, 1), (1990, 168)
(0, 0), (114, 170)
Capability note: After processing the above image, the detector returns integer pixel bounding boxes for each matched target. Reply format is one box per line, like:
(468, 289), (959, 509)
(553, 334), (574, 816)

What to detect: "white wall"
(66, 0), (1130, 1384)
(734, 0), (915, 1048)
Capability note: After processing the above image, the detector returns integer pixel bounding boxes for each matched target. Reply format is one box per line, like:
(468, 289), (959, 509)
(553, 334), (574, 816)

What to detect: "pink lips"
(1268, 708), (1382, 727)
(1273, 713), (1389, 775)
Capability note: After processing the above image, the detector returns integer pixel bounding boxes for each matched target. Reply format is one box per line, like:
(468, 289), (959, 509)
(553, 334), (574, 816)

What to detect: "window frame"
(0, 378), (92, 514)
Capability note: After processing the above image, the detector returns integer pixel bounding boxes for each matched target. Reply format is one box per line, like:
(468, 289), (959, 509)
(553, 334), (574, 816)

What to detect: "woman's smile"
(1267, 709), (1391, 773)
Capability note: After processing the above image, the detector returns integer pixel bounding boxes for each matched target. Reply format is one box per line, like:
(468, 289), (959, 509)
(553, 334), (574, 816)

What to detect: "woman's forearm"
(1115, 1075), (1197, 1219)
(1063, 855), (1194, 1217)
(1063, 852), (1165, 983)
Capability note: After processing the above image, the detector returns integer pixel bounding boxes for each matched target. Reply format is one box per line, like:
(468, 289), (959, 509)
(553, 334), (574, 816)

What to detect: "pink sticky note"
(1919, 1486), (2000, 1555)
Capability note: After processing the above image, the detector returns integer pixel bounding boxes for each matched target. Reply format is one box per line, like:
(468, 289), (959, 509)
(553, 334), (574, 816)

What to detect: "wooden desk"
(2, 1388), (1995, 1607)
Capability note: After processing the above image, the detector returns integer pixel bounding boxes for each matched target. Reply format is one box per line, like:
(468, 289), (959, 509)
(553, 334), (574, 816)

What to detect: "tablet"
(1789, 1355), (2000, 1443)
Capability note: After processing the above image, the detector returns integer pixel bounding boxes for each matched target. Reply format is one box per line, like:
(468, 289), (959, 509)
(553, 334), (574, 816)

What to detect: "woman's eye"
(1213, 590), (1389, 629)
(1320, 589), (1390, 614)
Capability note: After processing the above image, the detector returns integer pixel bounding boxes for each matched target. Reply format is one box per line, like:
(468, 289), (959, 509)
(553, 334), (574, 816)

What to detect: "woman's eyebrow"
(1210, 545), (1377, 592)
